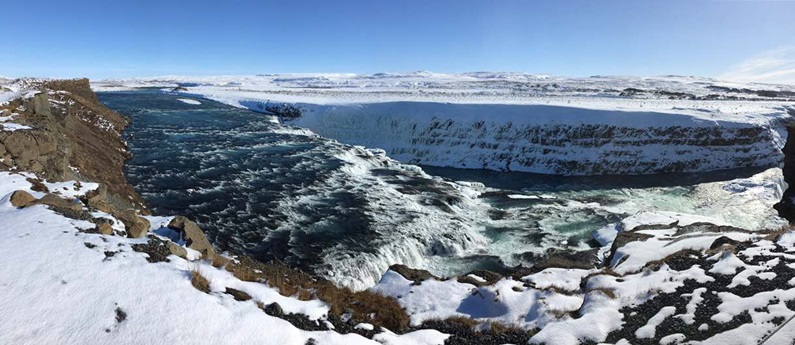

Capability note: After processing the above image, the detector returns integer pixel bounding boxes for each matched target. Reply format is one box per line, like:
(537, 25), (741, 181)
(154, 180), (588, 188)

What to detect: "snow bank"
(0, 172), (446, 344)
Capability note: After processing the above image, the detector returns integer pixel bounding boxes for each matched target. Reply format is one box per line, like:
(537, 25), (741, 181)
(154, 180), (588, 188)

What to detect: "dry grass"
(224, 256), (410, 332)
(487, 320), (528, 334)
(26, 178), (49, 193)
(763, 225), (795, 241)
(425, 316), (479, 329)
(587, 287), (617, 299)
(191, 270), (211, 293)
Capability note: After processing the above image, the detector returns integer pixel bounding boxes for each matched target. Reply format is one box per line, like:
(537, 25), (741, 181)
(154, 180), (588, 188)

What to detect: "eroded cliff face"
(286, 102), (795, 175)
(775, 124), (795, 222)
(0, 79), (147, 213)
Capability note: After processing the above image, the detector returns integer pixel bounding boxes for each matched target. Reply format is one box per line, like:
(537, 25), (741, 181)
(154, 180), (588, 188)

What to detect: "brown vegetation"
(223, 256), (410, 331)
(191, 270), (211, 293)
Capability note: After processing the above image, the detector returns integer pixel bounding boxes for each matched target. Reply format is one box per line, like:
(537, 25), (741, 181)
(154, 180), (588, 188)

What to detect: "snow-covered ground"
(373, 210), (795, 344)
(0, 171), (449, 345)
(95, 72), (795, 175)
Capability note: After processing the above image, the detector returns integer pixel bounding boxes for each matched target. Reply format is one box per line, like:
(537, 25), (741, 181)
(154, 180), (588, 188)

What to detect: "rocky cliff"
(0, 78), (147, 213)
(285, 102), (795, 175)
(775, 124), (795, 222)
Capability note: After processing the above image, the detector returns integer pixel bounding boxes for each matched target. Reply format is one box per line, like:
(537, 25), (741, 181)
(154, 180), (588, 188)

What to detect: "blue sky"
(2, 0), (794, 82)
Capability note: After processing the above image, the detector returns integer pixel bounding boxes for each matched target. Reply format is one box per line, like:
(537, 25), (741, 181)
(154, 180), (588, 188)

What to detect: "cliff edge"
(0, 78), (147, 213)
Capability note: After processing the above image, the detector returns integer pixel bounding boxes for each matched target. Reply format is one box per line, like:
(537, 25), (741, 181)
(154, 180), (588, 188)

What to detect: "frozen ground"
(374, 210), (795, 345)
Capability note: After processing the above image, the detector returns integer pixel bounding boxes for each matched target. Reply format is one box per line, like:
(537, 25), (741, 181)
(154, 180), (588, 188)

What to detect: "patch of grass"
(762, 225), (795, 241)
(26, 178), (49, 193)
(224, 256), (410, 331)
(191, 270), (211, 293)
(587, 286), (617, 299)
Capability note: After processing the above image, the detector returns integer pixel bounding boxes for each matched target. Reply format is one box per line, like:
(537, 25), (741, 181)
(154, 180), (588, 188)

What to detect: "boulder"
(83, 187), (115, 214)
(709, 236), (739, 250)
(2, 131), (57, 167)
(776, 124), (795, 223)
(35, 193), (83, 212)
(168, 216), (216, 259)
(116, 210), (151, 238)
(97, 222), (114, 235)
(166, 241), (188, 259)
(389, 264), (438, 285)
(27, 92), (51, 117)
(9, 190), (36, 207)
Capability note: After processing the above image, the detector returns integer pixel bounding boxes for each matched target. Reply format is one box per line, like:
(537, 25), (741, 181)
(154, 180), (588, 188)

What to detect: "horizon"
(2, 0), (794, 84)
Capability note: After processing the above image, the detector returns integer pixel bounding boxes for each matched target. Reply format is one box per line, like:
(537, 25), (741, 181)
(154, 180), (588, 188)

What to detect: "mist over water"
(101, 91), (785, 289)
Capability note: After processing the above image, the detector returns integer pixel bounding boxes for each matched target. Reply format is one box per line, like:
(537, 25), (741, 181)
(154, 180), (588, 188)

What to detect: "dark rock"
(225, 287), (252, 301)
(26, 92), (51, 116)
(709, 236), (739, 250)
(389, 264), (439, 285)
(776, 124), (795, 223)
(532, 248), (601, 272)
(131, 237), (172, 263)
(457, 270), (503, 286)
(263, 302), (284, 317)
(606, 232), (653, 266)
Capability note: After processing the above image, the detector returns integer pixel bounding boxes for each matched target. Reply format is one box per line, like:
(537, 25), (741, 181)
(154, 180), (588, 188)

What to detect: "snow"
(523, 268), (593, 292)
(465, 274), (487, 283)
(609, 215), (755, 275)
(0, 122), (31, 131)
(635, 306), (676, 339)
(372, 329), (450, 345)
(679, 288), (706, 324)
(708, 251), (747, 275)
(0, 171), (447, 345)
(372, 203), (792, 344)
(94, 72), (795, 175)
(177, 98), (202, 105)
(777, 230), (795, 248)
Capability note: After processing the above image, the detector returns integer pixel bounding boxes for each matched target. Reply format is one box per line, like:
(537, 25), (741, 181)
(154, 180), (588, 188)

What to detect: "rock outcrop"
(167, 216), (217, 259)
(775, 124), (795, 222)
(9, 190), (35, 207)
(0, 79), (147, 213)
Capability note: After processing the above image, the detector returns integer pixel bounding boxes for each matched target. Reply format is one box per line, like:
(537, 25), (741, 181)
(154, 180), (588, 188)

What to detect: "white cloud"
(720, 46), (795, 85)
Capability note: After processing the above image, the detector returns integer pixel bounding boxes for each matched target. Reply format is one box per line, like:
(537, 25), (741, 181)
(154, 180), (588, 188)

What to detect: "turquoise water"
(101, 90), (780, 287)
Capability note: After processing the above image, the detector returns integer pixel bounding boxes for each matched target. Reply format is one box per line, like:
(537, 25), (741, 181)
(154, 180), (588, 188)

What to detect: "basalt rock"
(388, 264), (438, 285)
(775, 124), (795, 223)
